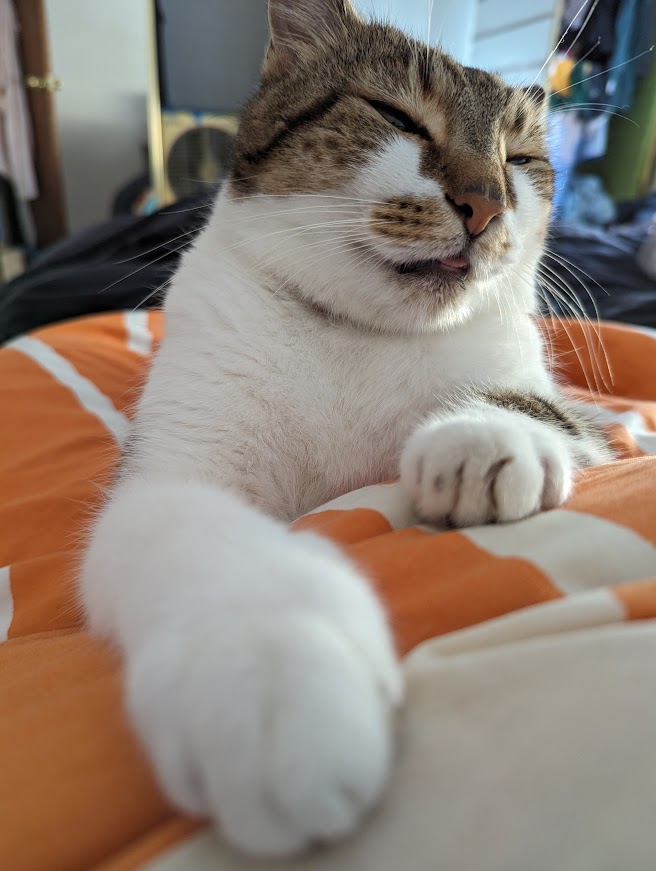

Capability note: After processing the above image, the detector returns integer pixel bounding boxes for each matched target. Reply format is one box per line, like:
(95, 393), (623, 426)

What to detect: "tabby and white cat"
(81, 0), (611, 858)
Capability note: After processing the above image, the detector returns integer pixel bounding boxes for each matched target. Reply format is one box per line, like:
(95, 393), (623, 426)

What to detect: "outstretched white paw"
(125, 535), (402, 858)
(400, 410), (573, 527)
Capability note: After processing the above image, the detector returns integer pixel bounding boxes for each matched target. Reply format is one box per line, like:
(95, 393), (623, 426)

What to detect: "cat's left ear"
(264, 0), (356, 78)
(522, 85), (547, 106)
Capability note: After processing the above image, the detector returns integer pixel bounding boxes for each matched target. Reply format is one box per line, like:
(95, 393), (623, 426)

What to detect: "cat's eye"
(365, 99), (430, 140)
(507, 156), (533, 166)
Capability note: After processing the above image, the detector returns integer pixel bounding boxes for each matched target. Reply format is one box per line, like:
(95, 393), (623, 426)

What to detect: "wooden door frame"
(14, 0), (67, 246)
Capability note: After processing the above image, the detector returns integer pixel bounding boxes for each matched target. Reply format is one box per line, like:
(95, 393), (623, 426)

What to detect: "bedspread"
(1, 312), (656, 870)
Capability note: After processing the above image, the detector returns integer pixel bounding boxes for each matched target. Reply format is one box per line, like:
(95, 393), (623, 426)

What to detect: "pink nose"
(452, 192), (506, 236)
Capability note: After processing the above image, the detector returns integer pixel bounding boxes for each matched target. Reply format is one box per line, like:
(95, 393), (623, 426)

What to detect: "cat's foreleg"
(81, 477), (401, 857)
(400, 388), (612, 526)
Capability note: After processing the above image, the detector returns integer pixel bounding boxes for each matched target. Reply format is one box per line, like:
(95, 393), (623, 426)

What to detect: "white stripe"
(124, 310), (153, 356)
(309, 481), (413, 529)
(0, 566), (13, 642)
(9, 336), (130, 444)
(463, 509), (656, 593)
(140, 831), (218, 871)
(423, 588), (624, 658)
(630, 324), (656, 343)
(593, 406), (656, 455)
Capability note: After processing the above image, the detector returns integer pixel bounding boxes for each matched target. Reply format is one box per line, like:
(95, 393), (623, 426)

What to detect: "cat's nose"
(451, 192), (506, 236)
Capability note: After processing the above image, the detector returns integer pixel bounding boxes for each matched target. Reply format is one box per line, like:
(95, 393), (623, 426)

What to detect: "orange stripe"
(604, 422), (647, 460)
(567, 387), (656, 432)
(541, 318), (656, 401)
(0, 631), (173, 871)
(0, 350), (119, 563)
(37, 316), (151, 417)
(293, 507), (393, 542)
(613, 579), (656, 621)
(347, 528), (563, 656)
(567, 458), (656, 546)
(7, 553), (83, 639)
(94, 819), (201, 871)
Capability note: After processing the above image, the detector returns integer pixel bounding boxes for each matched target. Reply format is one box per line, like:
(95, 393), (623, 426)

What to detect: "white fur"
(400, 405), (573, 526)
(81, 133), (602, 856)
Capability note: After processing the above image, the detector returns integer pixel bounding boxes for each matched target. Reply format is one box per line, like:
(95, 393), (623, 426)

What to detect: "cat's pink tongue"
(439, 255), (469, 271)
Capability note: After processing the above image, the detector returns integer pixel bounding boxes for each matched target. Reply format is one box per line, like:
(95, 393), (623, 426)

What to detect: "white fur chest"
(136, 247), (547, 519)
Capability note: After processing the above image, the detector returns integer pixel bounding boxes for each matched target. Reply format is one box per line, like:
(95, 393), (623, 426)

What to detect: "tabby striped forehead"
(231, 16), (551, 200)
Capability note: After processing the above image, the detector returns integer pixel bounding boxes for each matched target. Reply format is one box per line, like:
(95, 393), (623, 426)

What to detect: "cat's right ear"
(264, 0), (355, 78)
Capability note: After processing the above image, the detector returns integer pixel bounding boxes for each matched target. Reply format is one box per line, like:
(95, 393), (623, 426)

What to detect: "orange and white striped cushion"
(1, 312), (656, 870)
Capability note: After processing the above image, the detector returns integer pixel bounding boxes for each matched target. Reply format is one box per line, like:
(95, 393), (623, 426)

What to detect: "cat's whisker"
(246, 226), (376, 269)
(503, 274), (526, 376)
(101, 237), (192, 295)
(265, 235), (384, 300)
(557, 101), (629, 112)
(106, 212), (376, 295)
(529, 0), (596, 90)
(131, 278), (173, 313)
(536, 267), (610, 396)
(553, 106), (639, 125)
(260, 233), (376, 280)
(568, 37), (601, 72)
(116, 200), (366, 273)
(110, 226), (203, 267)
(537, 289), (601, 397)
(234, 192), (391, 207)
(536, 263), (611, 393)
(426, 0), (435, 51)
(541, 249), (615, 389)
(220, 205), (368, 228)
(564, 0), (602, 59)
(512, 263), (602, 397)
(209, 219), (389, 267)
(163, 201), (215, 216)
(542, 244), (610, 297)
(538, 257), (602, 332)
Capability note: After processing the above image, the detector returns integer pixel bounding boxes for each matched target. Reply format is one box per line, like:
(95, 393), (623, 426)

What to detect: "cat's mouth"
(393, 255), (470, 278)
(374, 251), (471, 285)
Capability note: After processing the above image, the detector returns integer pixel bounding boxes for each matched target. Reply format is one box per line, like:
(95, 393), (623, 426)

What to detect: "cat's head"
(223, 0), (553, 334)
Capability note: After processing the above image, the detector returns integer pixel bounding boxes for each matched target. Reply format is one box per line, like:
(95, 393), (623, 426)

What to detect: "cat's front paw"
(400, 411), (573, 527)
(125, 539), (401, 858)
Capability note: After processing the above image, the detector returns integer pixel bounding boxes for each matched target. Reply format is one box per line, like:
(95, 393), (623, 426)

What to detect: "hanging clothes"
(607, 0), (655, 109)
(561, 0), (621, 64)
(0, 0), (38, 206)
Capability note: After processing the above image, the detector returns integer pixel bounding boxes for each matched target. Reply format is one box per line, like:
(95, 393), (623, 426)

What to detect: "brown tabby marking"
(483, 389), (582, 436)
(370, 197), (461, 244)
(231, 13), (554, 205)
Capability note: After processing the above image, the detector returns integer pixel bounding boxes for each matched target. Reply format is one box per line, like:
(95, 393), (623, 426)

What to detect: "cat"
(80, 0), (613, 858)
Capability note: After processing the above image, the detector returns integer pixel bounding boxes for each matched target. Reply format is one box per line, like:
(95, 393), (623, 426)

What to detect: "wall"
(158, 0), (270, 113)
(472, 0), (560, 84)
(44, 0), (559, 235)
(159, 0), (478, 115)
(46, 0), (148, 234)
(355, 0), (477, 63)
(358, 0), (559, 80)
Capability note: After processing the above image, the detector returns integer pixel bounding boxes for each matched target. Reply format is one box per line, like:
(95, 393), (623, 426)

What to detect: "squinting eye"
(507, 156), (533, 166)
(365, 99), (430, 140)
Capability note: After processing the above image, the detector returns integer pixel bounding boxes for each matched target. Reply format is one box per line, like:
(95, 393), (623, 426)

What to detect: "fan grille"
(166, 126), (236, 199)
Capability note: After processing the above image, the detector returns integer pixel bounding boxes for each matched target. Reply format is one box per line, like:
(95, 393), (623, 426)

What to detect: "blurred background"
(1, 0), (655, 337)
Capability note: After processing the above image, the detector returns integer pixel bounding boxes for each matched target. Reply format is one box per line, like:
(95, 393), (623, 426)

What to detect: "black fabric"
(0, 190), (213, 344)
(540, 217), (656, 329)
